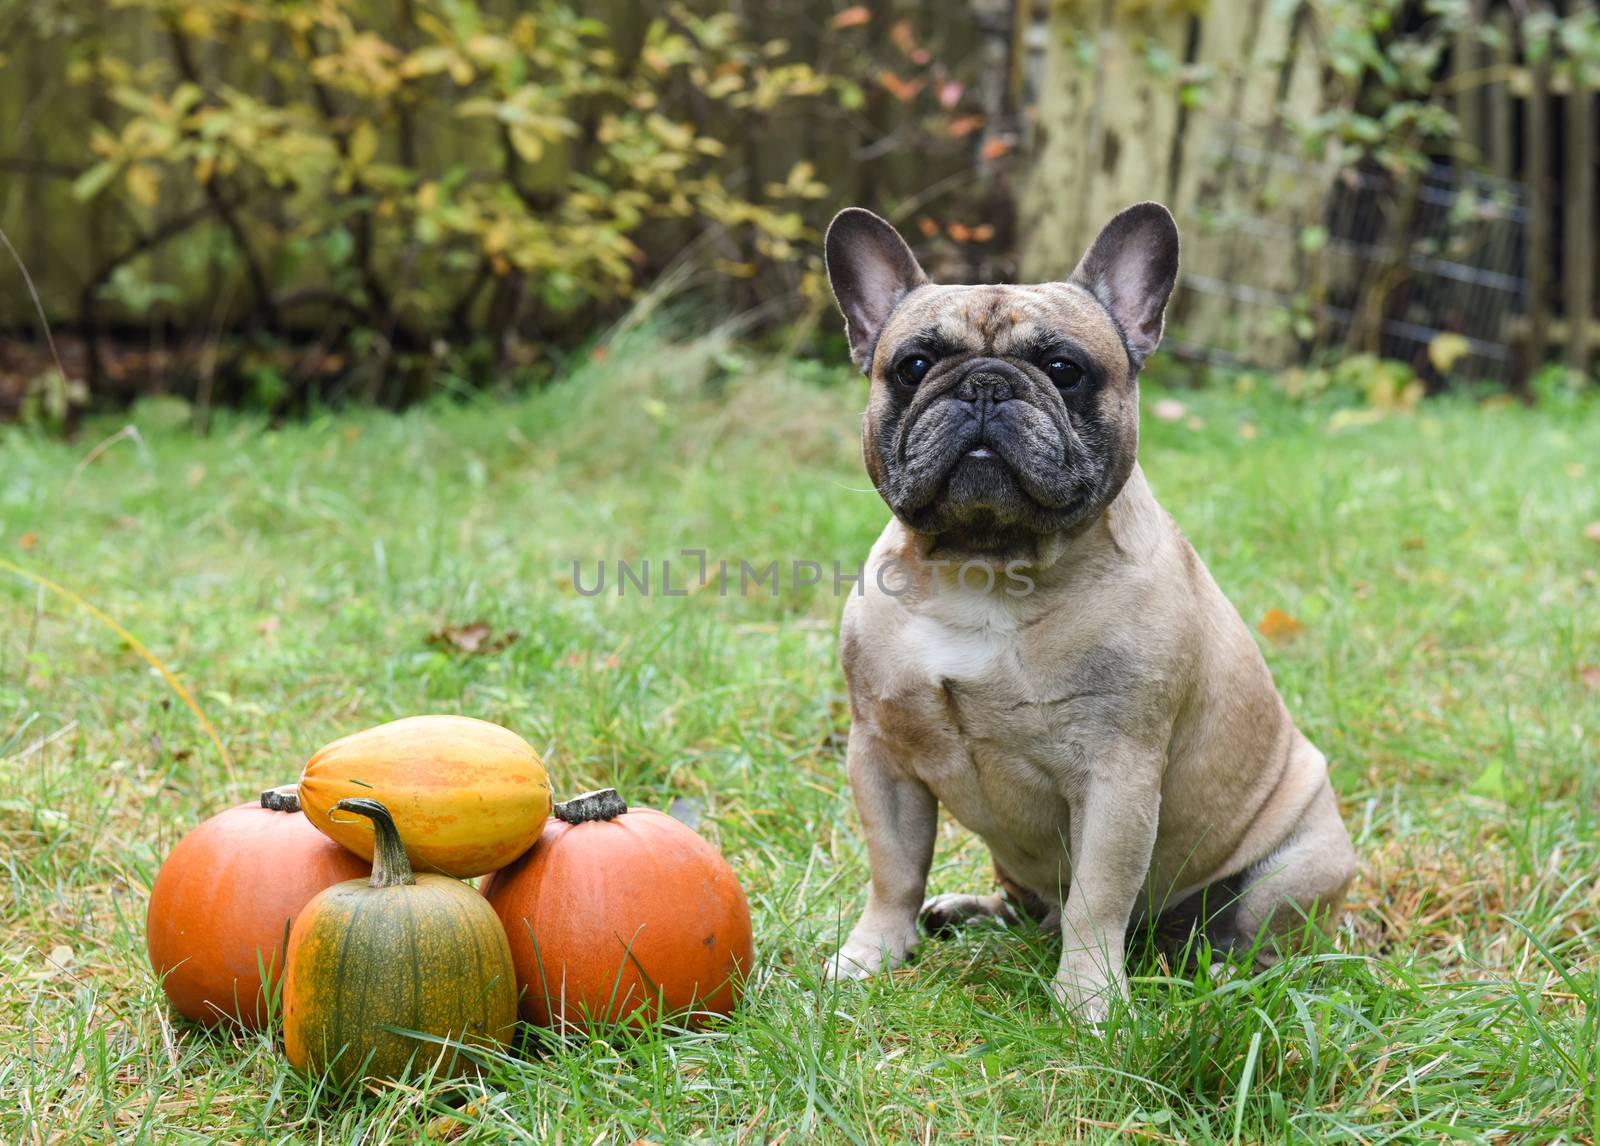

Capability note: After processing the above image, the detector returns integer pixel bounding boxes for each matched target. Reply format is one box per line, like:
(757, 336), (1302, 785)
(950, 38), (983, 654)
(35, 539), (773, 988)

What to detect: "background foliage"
(1, 0), (1023, 419)
(2, 0), (1597, 422)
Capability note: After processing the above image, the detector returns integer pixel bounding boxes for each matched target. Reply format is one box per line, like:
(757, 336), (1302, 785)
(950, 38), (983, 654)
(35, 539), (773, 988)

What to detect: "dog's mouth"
(891, 434), (1099, 546)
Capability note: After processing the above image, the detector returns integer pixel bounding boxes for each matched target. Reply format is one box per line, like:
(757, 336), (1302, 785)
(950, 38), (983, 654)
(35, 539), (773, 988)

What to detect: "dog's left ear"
(825, 208), (929, 370)
(1069, 202), (1180, 370)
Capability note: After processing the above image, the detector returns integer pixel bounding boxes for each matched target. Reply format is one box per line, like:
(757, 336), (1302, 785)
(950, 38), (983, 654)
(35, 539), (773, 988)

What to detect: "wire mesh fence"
(1170, 129), (1532, 386)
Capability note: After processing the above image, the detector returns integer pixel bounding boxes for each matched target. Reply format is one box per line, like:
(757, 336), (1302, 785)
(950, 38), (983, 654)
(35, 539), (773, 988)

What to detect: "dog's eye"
(895, 354), (933, 387)
(1044, 358), (1084, 390)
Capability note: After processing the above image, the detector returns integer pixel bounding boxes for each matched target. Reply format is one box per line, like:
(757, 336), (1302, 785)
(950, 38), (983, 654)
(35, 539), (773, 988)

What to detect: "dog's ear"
(825, 208), (929, 371)
(1068, 202), (1180, 369)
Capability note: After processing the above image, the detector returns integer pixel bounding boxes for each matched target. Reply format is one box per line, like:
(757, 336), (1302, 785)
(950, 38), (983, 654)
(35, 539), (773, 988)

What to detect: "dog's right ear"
(825, 208), (929, 371)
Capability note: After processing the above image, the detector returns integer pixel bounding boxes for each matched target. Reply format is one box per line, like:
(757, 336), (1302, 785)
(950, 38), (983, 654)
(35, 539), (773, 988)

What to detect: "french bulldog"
(823, 202), (1357, 1022)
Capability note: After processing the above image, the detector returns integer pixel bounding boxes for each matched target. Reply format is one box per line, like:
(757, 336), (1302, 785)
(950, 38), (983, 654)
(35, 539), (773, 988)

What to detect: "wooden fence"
(1019, 0), (1599, 387)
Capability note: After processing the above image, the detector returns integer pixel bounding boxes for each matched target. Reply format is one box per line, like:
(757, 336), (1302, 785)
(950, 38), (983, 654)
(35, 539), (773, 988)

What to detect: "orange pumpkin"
(146, 786), (370, 1027)
(481, 788), (753, 1032)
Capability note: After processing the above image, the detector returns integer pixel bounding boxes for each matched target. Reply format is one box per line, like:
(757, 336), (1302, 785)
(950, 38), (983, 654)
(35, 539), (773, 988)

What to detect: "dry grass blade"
(0, 223), (68, 385)
(0, 557), (233, 776)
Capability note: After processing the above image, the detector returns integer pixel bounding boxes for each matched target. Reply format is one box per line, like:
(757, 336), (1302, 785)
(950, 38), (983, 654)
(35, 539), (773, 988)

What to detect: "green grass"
(2, 330), (1597, 1143)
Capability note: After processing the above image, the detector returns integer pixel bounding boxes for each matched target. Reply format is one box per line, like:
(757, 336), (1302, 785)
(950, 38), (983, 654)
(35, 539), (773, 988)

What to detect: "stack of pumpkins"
(146, 715), (753, 1085)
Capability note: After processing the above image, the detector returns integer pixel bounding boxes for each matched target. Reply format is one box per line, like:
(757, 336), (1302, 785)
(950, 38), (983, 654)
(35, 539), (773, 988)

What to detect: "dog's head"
(825, 203), (1179, 560)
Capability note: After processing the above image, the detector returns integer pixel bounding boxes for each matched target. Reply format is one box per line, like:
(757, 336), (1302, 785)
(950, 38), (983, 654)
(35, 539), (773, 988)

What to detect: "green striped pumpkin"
(282, 798), (517, 1085)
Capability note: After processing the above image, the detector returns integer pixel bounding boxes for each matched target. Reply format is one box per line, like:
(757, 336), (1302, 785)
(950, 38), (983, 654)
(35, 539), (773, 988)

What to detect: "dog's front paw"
(826, 928), (917, 981)
(1050, 959), (1126, 1028)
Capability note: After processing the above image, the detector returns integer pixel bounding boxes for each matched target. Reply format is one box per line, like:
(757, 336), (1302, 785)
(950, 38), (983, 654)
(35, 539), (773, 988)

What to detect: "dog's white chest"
(899, 609), (1015, 684)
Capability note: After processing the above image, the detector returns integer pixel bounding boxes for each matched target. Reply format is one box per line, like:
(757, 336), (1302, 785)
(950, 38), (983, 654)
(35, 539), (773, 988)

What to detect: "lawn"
(2, 330), (1597, 1143)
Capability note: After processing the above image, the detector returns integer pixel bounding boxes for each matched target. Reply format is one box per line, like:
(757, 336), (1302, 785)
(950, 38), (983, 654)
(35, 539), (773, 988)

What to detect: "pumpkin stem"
(259, 785), (301, 813)
(334, 798), (417, 888)
(553, 788), (628, 824)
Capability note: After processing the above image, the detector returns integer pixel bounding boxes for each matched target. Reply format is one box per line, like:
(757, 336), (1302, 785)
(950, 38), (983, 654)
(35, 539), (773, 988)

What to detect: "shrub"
(21, 0), (844, 406)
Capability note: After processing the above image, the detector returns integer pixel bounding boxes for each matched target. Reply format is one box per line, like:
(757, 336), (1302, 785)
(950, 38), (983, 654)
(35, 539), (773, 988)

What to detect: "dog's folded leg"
(1054, 763), (1162, 1025)
(827, 725), (937, 981)
(921, 861), (1053, 936)
(919, 892), (1016, 937)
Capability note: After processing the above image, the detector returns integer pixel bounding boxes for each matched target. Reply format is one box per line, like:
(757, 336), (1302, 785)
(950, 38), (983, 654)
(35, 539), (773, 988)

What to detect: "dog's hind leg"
(1160, 778), (1355, 965)
(920, 861), (1057, 937)
(1228, 777), (1357, 964)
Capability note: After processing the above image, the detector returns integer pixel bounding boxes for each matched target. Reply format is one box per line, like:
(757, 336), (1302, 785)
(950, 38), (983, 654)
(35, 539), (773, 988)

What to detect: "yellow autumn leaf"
(178, 7), (212, 39)
(508, 126), (543, 162)
(126, 164), (160, 207)
(1428, 332), (1471, 373)
(349, 121), (379, 169)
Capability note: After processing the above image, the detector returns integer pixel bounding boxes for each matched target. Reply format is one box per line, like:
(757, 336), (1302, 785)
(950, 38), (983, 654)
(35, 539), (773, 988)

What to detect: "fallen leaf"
(946, 114), (985, 138)
(947, 222), (972, 242)
(1427, 331), (1472, 373)
(428, 1101), (487, 1141)
(1580, 666), (1600, 692)
(1401, 537), (1426, 550)
(1184, 415), (1205, 431)
(832, 5), (871, 28)
(1563, 462), (1584, 478)
(427, 621), (519, 656)
(1238, 422), (1258, 440)
(1327, 408), (1384, 432)
(916, 216), (939, 237)
(1470, 759), (1508, 801)
(1585, 522), (1600, 543)
(1152, 398), (1187, 422)
(970, 223), (994, 242)
(1258, 608), (1304, 642)
(47, 945), (75, 973)
(18, 531), (39, 550)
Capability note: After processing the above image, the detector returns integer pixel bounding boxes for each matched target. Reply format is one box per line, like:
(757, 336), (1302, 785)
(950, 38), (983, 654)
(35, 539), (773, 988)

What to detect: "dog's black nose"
(956, 370), (1013, 404)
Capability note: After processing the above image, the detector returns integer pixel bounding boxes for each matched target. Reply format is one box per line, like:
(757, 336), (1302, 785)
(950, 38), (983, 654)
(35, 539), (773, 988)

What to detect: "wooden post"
(1564, 11), (1596, 378)
(1523, 15), (1552, 392)
(1452, 0), (1485, 161)
(1020, 0), (1191, 281)
(1486, 8), (1515, 180)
